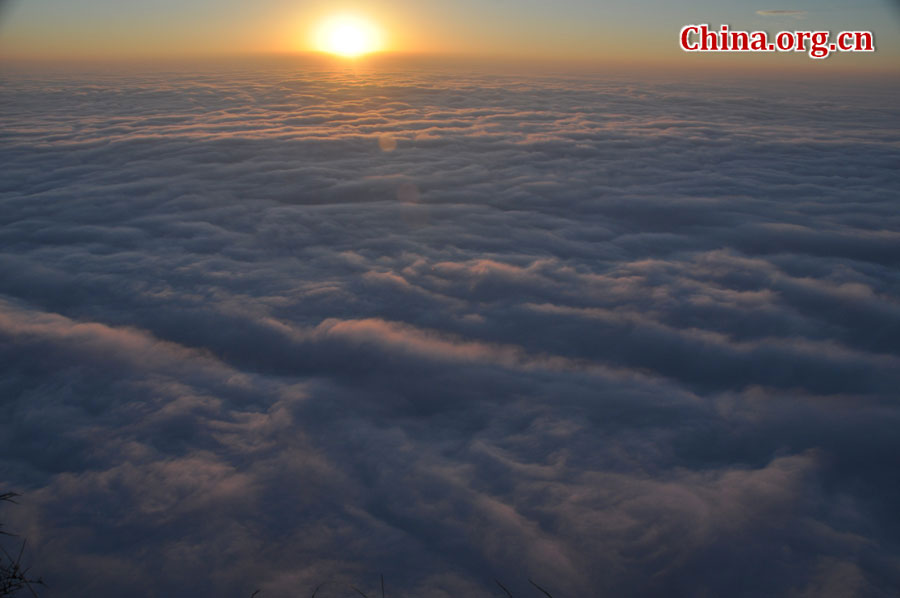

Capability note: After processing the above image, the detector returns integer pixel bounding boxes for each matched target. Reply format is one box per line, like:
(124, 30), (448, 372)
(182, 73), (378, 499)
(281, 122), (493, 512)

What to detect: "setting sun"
(313, 15), (383, 57)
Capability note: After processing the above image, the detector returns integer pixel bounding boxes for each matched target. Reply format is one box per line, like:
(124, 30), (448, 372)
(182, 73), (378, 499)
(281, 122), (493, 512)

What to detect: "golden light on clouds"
(313, 14), (383, 57)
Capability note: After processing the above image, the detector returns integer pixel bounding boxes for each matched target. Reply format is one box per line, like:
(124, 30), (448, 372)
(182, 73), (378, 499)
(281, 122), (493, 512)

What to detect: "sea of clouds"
(1, 59), (899, 597)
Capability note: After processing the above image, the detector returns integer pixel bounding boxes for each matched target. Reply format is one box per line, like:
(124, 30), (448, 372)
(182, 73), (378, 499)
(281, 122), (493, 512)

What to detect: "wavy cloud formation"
(1, 63), (899, 597)
(756, 9), (808, 17)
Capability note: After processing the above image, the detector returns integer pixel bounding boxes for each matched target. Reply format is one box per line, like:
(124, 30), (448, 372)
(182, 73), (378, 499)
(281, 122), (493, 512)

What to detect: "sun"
(314, 15), (383, 57)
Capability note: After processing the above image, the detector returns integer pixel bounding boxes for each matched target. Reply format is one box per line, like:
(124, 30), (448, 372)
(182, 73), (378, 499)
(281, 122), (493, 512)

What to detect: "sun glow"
(314, 15), (383, 57)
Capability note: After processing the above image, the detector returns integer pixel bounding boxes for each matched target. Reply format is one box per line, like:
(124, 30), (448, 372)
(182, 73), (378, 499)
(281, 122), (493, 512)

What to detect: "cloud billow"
(756, 9), (808, 17)
(1, 63), (899, 597)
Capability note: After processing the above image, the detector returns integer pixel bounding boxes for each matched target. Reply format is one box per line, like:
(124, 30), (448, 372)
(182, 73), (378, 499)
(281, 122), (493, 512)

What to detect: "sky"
(0, 0), (899, 69)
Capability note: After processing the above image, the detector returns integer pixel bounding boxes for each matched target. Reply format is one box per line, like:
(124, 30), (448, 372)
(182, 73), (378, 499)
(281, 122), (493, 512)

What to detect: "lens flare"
(314, 15), (382, 57)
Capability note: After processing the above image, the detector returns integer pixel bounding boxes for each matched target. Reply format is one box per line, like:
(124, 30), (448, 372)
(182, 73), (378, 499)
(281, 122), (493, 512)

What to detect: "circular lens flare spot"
(378, 134), (398, 152)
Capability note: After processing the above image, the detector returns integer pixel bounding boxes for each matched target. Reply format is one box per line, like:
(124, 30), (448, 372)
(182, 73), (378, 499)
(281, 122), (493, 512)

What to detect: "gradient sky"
(1, 0), (899, 69)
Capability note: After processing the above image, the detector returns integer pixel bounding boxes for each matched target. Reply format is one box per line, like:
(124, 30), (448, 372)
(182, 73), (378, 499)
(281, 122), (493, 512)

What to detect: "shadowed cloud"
(1, 62), (899, 597)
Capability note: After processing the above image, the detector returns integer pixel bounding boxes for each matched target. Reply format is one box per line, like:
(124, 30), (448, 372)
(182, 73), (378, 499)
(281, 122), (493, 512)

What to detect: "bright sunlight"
(313, 15), (383, 57)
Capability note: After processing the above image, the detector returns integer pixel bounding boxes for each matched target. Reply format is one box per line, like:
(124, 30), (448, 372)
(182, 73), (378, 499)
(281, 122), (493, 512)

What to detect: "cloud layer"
(1, 62), (899, 597)
(756, 10), (808, 17)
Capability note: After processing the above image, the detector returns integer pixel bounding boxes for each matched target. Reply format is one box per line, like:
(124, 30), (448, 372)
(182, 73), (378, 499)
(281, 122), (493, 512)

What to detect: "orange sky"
(1, 0), (898, 72)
